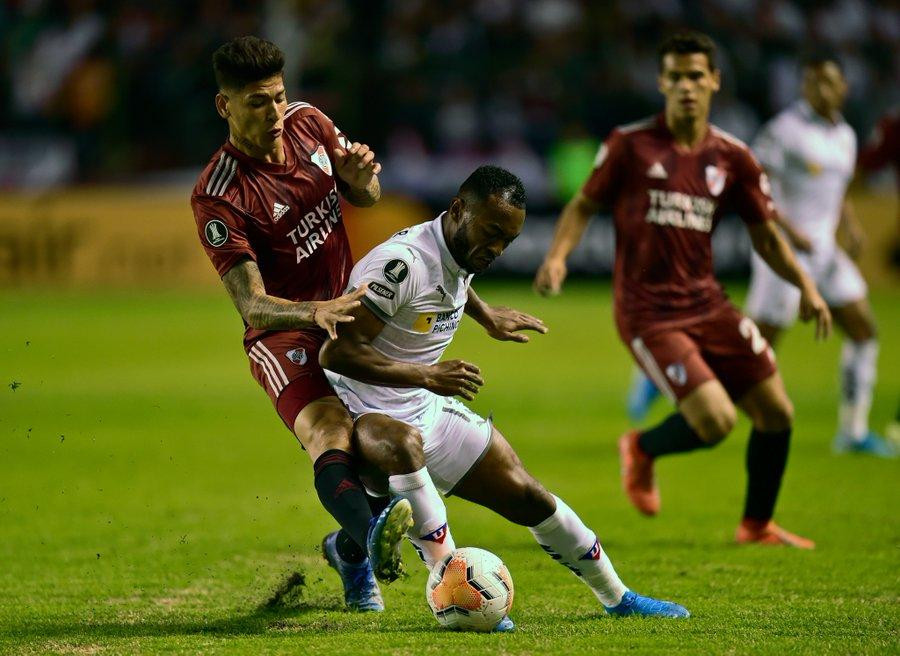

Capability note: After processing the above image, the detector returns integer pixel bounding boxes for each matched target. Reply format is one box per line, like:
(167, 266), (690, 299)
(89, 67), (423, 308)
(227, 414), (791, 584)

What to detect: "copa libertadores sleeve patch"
(204, 219), (229, 247)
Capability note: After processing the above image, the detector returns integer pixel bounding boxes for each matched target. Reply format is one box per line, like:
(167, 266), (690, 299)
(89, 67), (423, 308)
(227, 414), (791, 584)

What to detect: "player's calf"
(296, 399), (375, 559)
(481, 471), (556, 527)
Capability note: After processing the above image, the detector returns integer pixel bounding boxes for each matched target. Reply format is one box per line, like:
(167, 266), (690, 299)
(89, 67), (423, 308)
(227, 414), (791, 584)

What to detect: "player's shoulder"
(359, 222), (435, 278)
(709, 123), (752, 153)
(609, 115), (659, 143)
(192, 147), (243, 204)
(758, 106), (800, 138)
(284, 100), (336, 133)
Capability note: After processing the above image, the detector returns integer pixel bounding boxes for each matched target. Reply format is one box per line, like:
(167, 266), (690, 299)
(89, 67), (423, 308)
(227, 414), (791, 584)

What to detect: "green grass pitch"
(1, 281), (898, 655)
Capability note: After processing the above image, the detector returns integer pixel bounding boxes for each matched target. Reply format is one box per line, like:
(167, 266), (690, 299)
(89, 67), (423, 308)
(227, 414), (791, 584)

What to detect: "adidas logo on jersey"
(273, 202), (290, 222)
(647, 162), (668, 179)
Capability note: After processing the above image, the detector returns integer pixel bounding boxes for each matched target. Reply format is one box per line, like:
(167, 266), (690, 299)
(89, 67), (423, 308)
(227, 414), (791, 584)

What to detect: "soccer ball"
(426, 547), (514, 632)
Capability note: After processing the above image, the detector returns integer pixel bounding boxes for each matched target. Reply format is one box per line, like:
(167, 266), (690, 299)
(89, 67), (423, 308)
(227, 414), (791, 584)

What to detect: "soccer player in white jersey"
(745, 53), (893, 457)
(319, 166), (690, 626)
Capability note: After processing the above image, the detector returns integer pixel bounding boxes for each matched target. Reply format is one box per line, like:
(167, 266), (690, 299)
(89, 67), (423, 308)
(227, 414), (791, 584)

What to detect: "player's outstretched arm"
(533, 191), (598, 296)
(221, 258), (365, 338)
(319, 301), (485, 400)
(748, 221), (832, 340)
(465, 287), (548, 343)
(333, 142), (382, 207)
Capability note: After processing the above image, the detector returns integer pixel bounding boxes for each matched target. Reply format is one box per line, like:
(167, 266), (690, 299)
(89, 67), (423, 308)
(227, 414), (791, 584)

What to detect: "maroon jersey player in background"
(534, 32), (831, 548)
(190, 37), (411, 611)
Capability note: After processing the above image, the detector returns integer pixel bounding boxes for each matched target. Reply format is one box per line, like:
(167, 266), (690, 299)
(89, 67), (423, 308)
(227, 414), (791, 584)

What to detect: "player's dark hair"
(657, 31), (717, 71)
(801, 49), (843, 72)
(213, 36), (285, 90)
(458, 165), (526, 208)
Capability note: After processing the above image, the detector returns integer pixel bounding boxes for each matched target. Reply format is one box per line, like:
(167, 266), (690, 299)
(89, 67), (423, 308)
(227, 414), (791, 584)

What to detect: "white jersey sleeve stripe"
(205, 152), (227, 194)
(285, 102), (312, 119)
(212, 157), (237, 196)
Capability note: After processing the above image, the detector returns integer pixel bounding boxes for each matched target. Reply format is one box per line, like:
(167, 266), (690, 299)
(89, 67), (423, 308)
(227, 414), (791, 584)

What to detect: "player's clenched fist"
(424, 360), (484, 401)
(798, 285), (832, 341)
(312, 286), (368, 340)
(333, 142), (382, 189)
(533, 258), (567, 296)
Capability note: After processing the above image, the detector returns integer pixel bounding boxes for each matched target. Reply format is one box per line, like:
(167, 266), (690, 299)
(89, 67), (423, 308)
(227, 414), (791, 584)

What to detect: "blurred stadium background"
(2, 3), (899, 653)
(1, 0), (898, 286)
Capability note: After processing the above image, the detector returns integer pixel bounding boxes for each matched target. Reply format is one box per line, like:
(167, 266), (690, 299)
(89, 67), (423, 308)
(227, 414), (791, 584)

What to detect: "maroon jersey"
(191, 102), (354, 346)
(858, 108), (900, 186)
(582, 114), (776, 340)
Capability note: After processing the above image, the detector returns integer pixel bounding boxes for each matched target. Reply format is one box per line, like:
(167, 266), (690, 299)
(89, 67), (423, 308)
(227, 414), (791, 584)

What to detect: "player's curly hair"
(657, 31), (717, 71)
(213, 36), (285, 90)
(458, 165), (526, 208)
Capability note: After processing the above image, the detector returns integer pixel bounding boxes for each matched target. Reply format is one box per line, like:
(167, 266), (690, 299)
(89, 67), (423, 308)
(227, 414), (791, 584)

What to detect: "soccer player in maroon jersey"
(190, 36), (411, 611)
(534, 32), (831, 548)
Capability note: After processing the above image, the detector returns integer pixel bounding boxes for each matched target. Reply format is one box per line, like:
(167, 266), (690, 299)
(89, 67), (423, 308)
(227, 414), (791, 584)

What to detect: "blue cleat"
(322, 531), (384, 612)
(627, 370), (662, 423)
(605, 590), (690, 618)
(366, 497), (414, 583)
(493, 615), (515, 632)
(833, 431), (897, 458)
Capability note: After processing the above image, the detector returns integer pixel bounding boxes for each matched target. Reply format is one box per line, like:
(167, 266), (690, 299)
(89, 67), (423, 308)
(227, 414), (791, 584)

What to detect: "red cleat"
(618, 430), (660, 516)
(735, 519), (815, 549)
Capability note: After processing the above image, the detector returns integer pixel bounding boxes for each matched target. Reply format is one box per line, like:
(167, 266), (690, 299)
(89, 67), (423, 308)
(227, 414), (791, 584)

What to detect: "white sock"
(388, 468), (455, 570)
(528, 495), (627, 607)
(839, 339), (878, 442)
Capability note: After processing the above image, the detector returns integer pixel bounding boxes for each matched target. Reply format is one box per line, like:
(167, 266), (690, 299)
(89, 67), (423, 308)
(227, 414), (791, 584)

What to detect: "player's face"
(658, 53), (720, 122)
(216, 75), (288, 156)
(448, 194), (525, 274)
(803, 62), (847, 119)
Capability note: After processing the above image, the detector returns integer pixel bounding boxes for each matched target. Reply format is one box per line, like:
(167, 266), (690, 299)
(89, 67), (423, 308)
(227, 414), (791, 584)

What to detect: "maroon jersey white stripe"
(581, 113), (776, 340)
(191, 103), (354, 346)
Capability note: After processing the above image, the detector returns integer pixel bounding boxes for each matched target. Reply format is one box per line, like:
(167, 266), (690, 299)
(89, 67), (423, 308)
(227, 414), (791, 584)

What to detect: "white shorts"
(329, 378), (493, 494)
(745, 247), (867, 327)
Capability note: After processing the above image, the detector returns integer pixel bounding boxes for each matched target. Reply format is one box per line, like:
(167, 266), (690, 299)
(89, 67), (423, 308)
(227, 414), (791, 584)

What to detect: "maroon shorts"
(245, 330), (335, 431)
(626, 304), (777, 402)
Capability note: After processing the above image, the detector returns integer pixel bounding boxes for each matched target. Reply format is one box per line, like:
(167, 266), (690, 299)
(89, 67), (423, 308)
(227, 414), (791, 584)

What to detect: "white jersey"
(752, 100), (856, 254)
(324, 214), (473, 429)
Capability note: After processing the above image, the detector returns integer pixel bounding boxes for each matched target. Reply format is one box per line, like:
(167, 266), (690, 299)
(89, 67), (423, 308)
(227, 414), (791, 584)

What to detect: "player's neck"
(665, 111), (709, 149)
(229, 133), (286, 164)
(440, 214), (468, 272)
(809, 102), (839, 125)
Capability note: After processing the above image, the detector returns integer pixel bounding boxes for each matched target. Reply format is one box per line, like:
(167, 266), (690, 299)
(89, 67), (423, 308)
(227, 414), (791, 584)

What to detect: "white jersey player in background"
(745, 53), (893, 457)
(320, 165), (690, 627)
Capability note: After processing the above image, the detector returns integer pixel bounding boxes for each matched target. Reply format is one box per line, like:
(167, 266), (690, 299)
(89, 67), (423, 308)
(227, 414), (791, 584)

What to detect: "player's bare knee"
(391, 425), (426, 472)
(296, 406), (353, 453)
(694, 406), (736, 444)
(756, 397), (794, 432)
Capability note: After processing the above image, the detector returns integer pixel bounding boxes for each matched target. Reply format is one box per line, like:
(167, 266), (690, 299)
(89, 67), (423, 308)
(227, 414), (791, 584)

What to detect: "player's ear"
(215, 93), (229, 119)
(449, 196), (464, 223)
(710, 68), (721, 92)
